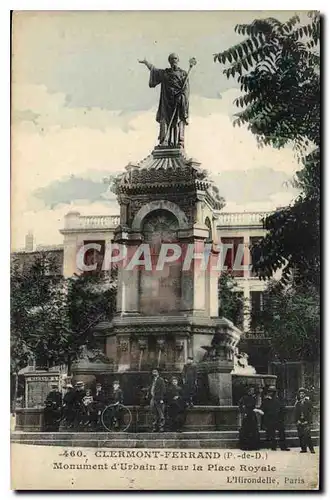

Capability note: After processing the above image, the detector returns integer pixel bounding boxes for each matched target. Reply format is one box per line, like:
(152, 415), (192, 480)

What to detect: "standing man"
(294, 388), (315, 454)
(139, 53), (190, 148)
(62, 384), (75, 429)
(73, 381), (86, 429)
(182, 356), (197, 408)
(109, 380), (124, 430)
(92, 382), (106, 430)
(261, 386), (290, 451)
(166, 376), (186, 432)
(43, 383), (62, 432)
(149, 369), (166, 432)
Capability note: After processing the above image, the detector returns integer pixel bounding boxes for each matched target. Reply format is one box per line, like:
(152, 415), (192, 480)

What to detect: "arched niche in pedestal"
(138, 208), (182, 316)
(131, 199), (189, 232)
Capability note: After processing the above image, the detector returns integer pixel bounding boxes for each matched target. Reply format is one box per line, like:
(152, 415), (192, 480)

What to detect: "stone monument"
(91, 54), (244, 406)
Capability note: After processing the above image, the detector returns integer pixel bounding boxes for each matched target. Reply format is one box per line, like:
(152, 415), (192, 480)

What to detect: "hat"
(51, 383), (58, 388)
(187, 356), (194, 360)
(113, 380), (120, 385)
(96, 382), (102, 387)
(298, 387), (306, 393)
(267, 386), (277, 392)
(66, 384), (73, 389)
(76, 381), (84, 387)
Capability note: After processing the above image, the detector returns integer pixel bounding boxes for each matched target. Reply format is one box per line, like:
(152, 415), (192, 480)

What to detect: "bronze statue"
(139, 54), (196, 148)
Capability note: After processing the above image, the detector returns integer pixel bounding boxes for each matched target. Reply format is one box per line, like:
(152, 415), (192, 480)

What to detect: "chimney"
(25, 231), (34, 251)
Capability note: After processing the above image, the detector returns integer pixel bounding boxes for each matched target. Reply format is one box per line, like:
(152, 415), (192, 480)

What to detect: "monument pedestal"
(97, 146), (243, 404)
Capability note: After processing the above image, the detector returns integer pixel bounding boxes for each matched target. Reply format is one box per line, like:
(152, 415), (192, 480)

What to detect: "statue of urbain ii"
(139, 53), (196, 148)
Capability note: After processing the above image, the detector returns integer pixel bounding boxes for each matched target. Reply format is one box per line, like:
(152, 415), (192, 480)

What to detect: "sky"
(11, 10), (305, 249)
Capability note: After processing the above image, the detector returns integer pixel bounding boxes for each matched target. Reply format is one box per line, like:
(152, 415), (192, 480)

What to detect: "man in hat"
(62, 384), (75, 429)
(182, 356), (197, 408)
(73, 381), (86, 429)
(148, 369), (166, 432)
(294, 388), (315, 453)
(166, 376), (186, 432)
(91, 382), (107, 430)
(44, 383), (62, 432)
(109, 380), (124, 430)
(261, 386), (290, 451)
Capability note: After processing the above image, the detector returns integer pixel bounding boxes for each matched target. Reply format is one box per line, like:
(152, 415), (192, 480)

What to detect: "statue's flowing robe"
(149, 66), (189, 125)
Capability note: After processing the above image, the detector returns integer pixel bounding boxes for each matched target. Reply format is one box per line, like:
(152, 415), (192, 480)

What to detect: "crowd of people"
(43, 356), (198, 433)
(238, 385), (315, 453)
(43, 359), (316, 453)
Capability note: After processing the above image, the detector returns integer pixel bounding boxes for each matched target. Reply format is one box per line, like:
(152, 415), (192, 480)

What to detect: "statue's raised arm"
(138, 53), (196, 149)
(138, 58), (153, 71)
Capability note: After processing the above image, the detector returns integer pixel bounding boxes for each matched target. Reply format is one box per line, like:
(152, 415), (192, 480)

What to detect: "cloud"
(212, 167), (297, 205)
(32, 175), (117, 209)
(11, 200), (120, 251)
(12, 11), (302, 111)
(11, 84), (301, 249)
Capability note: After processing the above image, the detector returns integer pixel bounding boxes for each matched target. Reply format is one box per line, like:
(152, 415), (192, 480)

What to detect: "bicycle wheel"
(101, 404), (132, 432)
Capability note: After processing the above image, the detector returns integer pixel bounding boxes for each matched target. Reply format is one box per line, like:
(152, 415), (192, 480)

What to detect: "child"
(82, 389), (94, 426)
(166, 376), (186, 431)
(111, 380), (124, 430)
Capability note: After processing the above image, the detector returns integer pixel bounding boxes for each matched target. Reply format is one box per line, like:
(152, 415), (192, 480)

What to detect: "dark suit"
(44, 390), (62, 431)
(90, 389), (107, 428)
(112, 388), (124, 404)
(149, 376), (166, 431)
(109, 387), (124, 429)
(182, 363), (197, 405)
(72, 389), (86, 428)
(294, 397), (314, 452)
(62, 389), (76, 428)
(261, 395), (288, 450)
(166, 384), (186, 431)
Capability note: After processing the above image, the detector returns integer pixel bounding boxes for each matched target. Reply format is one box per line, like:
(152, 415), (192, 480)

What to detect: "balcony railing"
(62, 212), (120, 232)
(217, 211), (271, 227)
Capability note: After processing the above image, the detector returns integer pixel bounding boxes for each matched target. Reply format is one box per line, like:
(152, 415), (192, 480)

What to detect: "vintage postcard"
(10, 10), (320, 490)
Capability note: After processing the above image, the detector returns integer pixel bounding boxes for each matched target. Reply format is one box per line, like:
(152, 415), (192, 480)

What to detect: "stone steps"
(11, 429), (319, 449)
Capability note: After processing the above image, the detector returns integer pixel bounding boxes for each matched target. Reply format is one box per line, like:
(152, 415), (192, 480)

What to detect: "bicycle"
(101, 403), (132, 432)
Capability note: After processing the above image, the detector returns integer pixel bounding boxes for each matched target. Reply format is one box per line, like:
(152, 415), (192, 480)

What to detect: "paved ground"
(10, 443), (320, 490)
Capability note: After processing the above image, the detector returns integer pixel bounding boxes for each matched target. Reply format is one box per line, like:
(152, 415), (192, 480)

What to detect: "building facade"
(13, 209), (317, 404)
(58, 209), (273, 371)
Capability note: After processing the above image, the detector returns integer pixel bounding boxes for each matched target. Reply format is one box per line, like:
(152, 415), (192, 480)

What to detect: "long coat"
(238, 394), (260, 450)
(149, 377), (166, 403)
(261, 396), (286, 429)
(149, 66), (189, 125)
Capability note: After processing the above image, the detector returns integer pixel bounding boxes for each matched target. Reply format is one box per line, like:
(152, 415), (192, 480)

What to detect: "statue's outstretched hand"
(138, 58), (152, 70)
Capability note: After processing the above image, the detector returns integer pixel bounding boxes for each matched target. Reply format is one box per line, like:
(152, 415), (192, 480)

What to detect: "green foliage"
(215, 12), (320, 287)
(218, 272), (246, 328)
(258, 279), (320, 361)
(214, 12), (320, 150)
(11, 253), (117, 375)
(61, 270), (117, 372)
(10, 253), (63, 373)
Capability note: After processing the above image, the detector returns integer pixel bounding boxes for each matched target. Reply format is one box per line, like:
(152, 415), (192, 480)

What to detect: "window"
(250, 291), (264, 330)
(83, 240), (105, 275)
(221, 237), (244, 277)
(250, 236), (263, 277)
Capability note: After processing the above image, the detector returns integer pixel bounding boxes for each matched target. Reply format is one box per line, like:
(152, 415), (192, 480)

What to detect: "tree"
(10, 253), (63, 409)
(11, 252), (117, 391)
(214, 12), (320, 287)
(218, 272), (246, 328)
(60, 270), (117, 374)
(258, 279), (320, 362)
